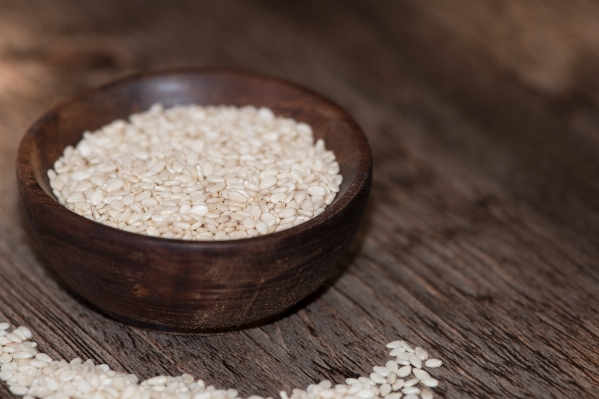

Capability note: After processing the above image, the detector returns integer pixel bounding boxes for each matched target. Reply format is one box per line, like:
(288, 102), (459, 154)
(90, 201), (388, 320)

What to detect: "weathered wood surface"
(1, 1), (599, 398)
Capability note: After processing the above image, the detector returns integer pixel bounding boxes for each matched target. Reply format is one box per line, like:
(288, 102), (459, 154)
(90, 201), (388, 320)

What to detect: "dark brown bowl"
(16, 69), (372, 332)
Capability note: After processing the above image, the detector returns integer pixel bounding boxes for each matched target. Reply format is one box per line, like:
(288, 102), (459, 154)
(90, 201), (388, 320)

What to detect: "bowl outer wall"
(16, 69), (372, 330)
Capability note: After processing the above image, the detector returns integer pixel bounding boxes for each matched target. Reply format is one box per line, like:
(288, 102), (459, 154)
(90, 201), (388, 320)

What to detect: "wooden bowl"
(16, 69), (372, 332)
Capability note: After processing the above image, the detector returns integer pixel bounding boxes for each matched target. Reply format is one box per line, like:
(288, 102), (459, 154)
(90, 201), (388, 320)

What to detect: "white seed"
(401, 341), (414, 353)
(421, 378), (439, 388)
(0, 323), (9, 330)
(392, 379), (404, 391)
(389, 348), (405, 356)
(414, 347), (428, 361)
(373, 366), (390, 377)
(386, 371), (396, 384)
(146, 375), (168, 385)
(12, 351), (33, 359)
(409, 355), (422, 369)
(379, 383), (391, 396)
(35, 354), (52, 363)
(357, 389), (375, 398)
(424, 359), (442, 368)
(12, 329), (26, 341)
(385, 360), (398, 372)
(370, 373), (386, 384)
(395, 358), (410, 366)
(5, 333), (21, 343)
(403, 378), (419, 387)
(9, 385), (28, 395)
(397, 365), (411, 378)
(307, 185), (326, 197)
(402, 386), (420, 395)
(412, 369), (430, 380)
(50, 105), (342, 240)
(421, 388), (434, 399)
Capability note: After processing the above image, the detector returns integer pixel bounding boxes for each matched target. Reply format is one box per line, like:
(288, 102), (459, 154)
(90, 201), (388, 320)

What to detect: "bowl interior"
(28, 70), (369, 217)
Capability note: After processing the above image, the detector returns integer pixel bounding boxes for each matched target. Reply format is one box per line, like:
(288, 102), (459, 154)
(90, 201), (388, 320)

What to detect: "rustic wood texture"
(16, 69), (372, 331)
(1, 1), (599, 398)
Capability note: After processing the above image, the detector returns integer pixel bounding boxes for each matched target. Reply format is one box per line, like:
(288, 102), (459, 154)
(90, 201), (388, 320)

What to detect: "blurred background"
(2, 1), (599, 398)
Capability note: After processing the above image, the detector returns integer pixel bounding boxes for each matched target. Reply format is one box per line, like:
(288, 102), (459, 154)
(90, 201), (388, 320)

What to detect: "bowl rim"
(17, 68), (372, 249)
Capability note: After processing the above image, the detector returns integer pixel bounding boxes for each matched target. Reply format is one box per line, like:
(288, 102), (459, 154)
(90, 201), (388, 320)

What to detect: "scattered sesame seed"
(424, 359), (442, 368)
(397, 365), (412, 378)
(0, 324), (444, 399)
(412, 368), (430, 380)
(414, 347), (428, 361)
(409, 354), (422, 369)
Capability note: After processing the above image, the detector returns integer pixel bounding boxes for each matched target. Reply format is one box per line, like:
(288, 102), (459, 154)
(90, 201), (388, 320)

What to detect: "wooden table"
(1, 1), (598, 398)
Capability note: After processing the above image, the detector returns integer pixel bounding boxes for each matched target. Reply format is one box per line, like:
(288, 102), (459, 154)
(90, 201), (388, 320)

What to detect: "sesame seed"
(414, 347), (428, 361)
(424, 359), (442, 368)
(0, 322), (444, 399)
(409, 355), (422, 369)
(402, 386), (420, 395)
(397, 365), (412, 378)
(421, 378), (439, 388)
(49, 104), (342, 240)
(412, 368), (430, 380)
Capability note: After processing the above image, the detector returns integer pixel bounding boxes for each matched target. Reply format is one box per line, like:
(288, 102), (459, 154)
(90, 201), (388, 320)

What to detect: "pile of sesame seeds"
(0, 322), (443, 399)
(48, 104), (342, 240)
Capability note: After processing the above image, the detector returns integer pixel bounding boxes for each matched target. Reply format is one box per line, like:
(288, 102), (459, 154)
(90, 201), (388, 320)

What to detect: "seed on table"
(421, 378), (439, 388)
(385, 360), (398, 373)
(421, 388), (434, 399)
(402, 386), (420, 395)
(0, 324), (8, 330)
(373, 366), (390, 377)
(395, 358), (410, 366)
(409, 355), (422, 368)
(386, 371), (396, 384)
(414, 347), (428, 361)
(384, 393), (401, 399)
(35, 354), (52, 363)
(11, 329), (26, 341)
(412, 368), (430, 380)
(403, 378), (418, 388)
(5, 333), (21, 343)
(401, 341), (414, 353)
(29, 360), (48, 368)
(397, 365), (411, 378)
(0, 370), (12, 381)
(357, 389), (375, 398)
(392, 379), (404, 391)
(424, 359), (442, 368)
(9, 385), (27, 395)
(389, 348), (405, 356)
(12, 351), (33, 359)
(358, 377), (373, 384)
(370, 373), (386, 384)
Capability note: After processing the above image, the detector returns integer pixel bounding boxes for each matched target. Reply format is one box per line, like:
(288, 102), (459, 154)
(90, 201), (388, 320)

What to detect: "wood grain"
(1, 0), (599, 397)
